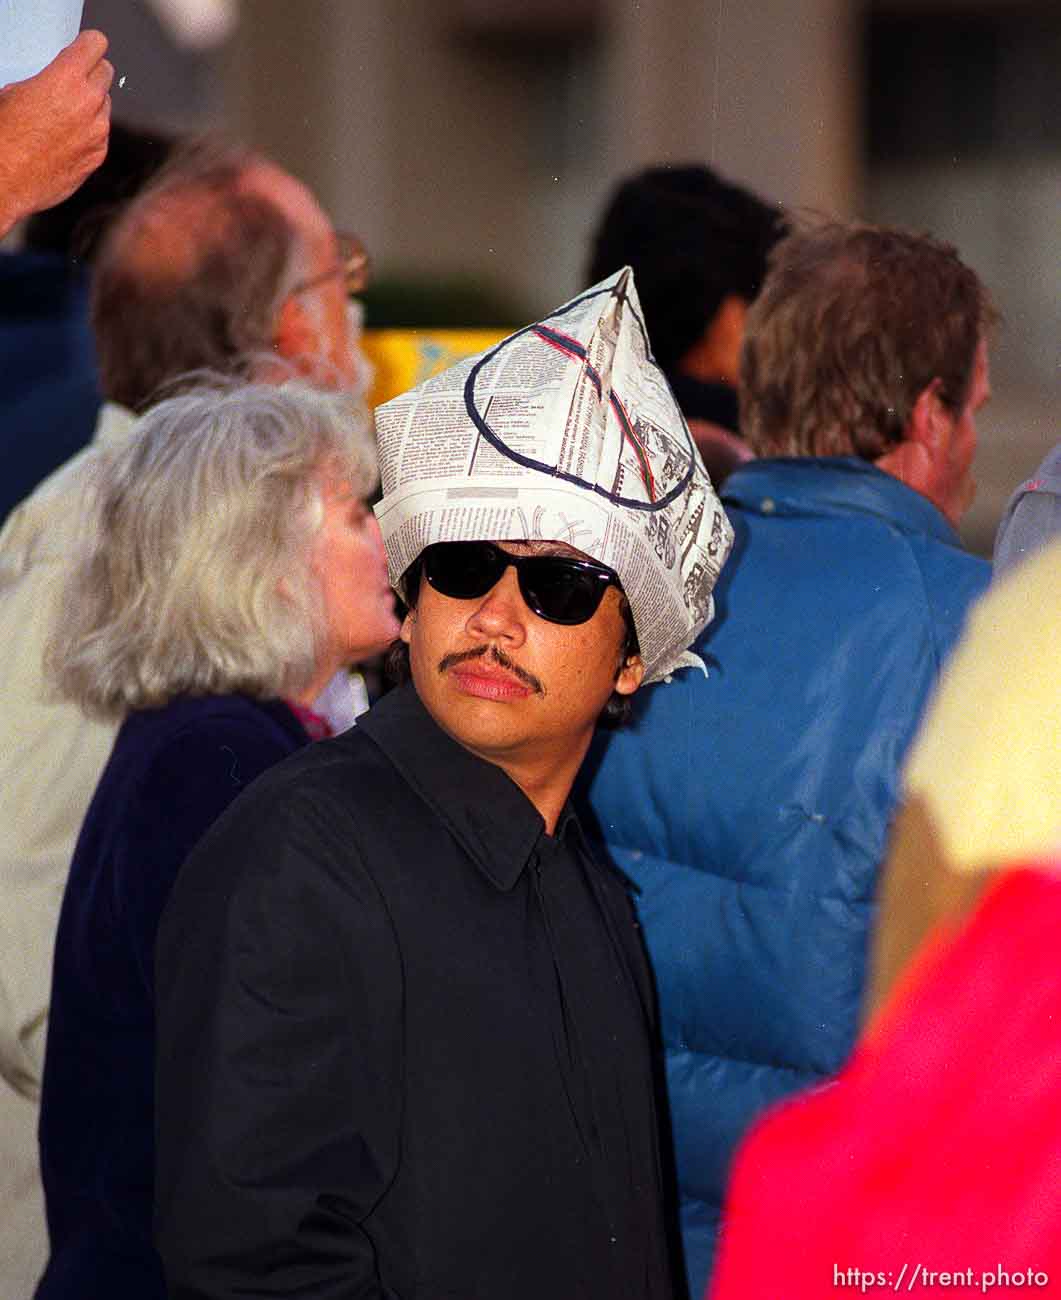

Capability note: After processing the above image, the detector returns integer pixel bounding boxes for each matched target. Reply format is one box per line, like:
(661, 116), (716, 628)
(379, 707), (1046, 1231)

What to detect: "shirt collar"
(722, 456), (962, 547)
(357, 683), (581, 891)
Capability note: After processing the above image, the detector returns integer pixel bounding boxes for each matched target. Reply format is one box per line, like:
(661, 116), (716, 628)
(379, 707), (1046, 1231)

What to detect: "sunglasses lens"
(421, 543), (616, 625)
(423, 542), (502, 600)
(520, 558), (610, 624)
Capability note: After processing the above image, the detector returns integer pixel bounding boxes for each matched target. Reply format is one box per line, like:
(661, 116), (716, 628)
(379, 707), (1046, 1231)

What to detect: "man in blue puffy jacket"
(580, 219), (995, 1299)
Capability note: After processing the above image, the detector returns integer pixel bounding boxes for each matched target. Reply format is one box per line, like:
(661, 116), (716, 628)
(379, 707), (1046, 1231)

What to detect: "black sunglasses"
(420, 541), (621, 626)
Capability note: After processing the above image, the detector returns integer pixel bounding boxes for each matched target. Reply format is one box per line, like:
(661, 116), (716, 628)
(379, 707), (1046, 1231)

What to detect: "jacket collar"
(93, 400), (138, 451)
(722, 457), (961, 547)
(357, 683), (578, 892)
(123, 693), (312, 748)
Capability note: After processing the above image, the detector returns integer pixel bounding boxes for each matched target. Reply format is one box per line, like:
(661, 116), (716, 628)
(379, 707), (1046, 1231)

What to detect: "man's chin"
(431, 704), (534, 765)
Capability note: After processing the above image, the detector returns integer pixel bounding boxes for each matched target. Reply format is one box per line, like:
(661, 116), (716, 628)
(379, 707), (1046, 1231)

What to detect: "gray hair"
(46, 380), (378, 719)
(91, 140), (312, 411)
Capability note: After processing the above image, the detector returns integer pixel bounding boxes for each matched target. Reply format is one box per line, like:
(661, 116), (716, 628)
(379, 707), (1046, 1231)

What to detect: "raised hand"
(0, 30), (113, 237)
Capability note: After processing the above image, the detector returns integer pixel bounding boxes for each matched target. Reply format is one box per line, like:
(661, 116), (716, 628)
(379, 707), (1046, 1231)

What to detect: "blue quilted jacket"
(580, 458), (989, 1299)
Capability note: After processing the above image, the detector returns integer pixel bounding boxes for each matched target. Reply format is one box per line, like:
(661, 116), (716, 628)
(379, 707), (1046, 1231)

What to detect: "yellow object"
(363, 328), (509, 410)
(902, 537), (1061, 874)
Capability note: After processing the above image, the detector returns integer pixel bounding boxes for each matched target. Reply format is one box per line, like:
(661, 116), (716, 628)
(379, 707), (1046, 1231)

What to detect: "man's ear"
(615, 654), (645, 696)
(399, 607), (415, 646)
(906, 378), (948, 455)
(876, 378), (946, 495)
(273, 294), (320, 369)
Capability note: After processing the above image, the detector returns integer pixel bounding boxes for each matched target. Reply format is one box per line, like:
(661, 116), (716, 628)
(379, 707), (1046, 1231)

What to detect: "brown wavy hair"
(740, 219), (997, 460)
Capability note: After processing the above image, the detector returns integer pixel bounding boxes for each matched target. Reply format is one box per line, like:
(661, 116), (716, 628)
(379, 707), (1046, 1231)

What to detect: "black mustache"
(437, 645), (544, 695)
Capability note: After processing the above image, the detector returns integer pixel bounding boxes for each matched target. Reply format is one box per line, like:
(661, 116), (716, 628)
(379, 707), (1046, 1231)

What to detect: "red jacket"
(710, 866), (1061, 1299)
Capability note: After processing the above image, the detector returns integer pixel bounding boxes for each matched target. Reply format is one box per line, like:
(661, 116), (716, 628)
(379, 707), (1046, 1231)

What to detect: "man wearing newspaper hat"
(153, 269), (731, 1300)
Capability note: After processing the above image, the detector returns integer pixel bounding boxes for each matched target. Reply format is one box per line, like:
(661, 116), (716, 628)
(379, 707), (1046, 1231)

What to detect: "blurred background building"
(78, 0), (1059, 554)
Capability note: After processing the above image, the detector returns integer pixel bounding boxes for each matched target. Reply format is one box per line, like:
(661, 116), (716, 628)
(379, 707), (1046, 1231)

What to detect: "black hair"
(587, 163), (786, 379)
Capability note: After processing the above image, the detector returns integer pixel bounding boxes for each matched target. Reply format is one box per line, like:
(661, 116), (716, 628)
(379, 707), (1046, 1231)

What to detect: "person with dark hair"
(588, 163), (785, 482)
(582, 219), (995, 1297)
(153, 271), (732, 1300)
(0, 140), (372, 1293)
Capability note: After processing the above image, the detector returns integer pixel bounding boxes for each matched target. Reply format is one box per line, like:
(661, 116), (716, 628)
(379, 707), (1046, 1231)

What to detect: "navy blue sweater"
(36, 694), (309, 1300)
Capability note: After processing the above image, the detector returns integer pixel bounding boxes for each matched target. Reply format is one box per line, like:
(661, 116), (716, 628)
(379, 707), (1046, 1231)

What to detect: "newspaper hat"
(374, 267), (734, 683)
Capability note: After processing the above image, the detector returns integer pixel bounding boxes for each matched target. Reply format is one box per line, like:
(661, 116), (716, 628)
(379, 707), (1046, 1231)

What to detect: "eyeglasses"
(421, 541), (621, 626)
(291, 231), (370, 298)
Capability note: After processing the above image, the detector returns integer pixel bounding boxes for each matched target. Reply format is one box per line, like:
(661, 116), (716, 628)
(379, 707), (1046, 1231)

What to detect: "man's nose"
(465, 564), (527, 646)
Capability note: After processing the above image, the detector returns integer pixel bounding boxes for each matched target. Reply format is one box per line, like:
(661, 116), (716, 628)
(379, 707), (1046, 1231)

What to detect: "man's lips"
(438, 647), (544, 699)
(451, 666), (532, 700)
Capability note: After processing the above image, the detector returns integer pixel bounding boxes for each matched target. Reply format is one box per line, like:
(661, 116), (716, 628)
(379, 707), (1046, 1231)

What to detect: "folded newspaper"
(374, 267), (734, 683)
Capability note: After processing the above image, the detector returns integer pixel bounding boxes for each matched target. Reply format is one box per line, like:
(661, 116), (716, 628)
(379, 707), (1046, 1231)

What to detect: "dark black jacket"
(155, 684), (674, 1300)
(0, 251), (100, 525)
